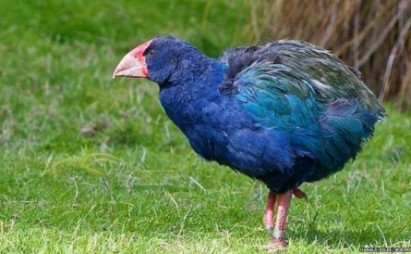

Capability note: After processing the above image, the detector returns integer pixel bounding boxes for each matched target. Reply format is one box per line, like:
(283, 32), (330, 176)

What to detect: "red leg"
(263, 191), (276, 231)
(269, 190), (292, 249)
(292, 187), (308, 200)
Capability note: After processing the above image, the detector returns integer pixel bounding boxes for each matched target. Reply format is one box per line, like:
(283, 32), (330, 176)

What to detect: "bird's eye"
(146, 49), (156, 57)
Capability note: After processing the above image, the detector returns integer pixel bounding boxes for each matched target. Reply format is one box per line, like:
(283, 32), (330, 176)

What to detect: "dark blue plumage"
(113, 36), (385, 247)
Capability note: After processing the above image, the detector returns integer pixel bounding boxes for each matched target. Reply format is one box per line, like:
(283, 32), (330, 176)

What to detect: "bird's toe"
(267, 237), (288, 251)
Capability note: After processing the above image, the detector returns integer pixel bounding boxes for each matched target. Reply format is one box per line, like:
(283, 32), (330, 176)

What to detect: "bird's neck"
(158, 57), (226, 131)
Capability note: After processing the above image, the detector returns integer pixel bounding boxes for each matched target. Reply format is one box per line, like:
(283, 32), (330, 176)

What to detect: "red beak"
(113, 39), (152, 78)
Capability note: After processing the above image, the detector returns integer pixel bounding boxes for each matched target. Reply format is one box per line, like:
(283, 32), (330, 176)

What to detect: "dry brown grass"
(248, 0), (411, 109)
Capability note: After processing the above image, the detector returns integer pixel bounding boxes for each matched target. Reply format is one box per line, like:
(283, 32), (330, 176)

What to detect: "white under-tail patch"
(312, 79), (331, 92)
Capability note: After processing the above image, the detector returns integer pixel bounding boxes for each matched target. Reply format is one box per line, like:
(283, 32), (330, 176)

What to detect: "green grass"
(1, 1), (410, 253)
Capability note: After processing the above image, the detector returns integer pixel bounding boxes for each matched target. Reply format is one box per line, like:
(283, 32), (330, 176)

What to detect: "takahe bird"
(113, 36), (385, 249)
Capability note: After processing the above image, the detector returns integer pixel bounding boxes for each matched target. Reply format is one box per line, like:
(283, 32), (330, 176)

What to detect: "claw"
(268, 237), (288, 250)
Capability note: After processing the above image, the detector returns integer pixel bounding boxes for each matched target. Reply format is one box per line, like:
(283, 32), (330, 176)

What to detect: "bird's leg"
(270, 189), (292, 249)
(292, 187), (308, 200)
(263, 191), (276, 232)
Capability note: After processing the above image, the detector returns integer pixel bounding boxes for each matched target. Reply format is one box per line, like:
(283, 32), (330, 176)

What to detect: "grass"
(1, 1), (410, 253)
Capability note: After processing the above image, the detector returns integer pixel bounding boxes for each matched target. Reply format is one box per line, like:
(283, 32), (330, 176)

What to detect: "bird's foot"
(292, 187), (308, 200)
(268, 237), (288, 251)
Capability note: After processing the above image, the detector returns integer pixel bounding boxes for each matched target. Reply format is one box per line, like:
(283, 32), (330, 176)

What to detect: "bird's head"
(113, 36), (205, 86)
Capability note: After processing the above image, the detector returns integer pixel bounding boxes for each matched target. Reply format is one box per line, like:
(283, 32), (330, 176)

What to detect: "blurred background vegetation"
(2, 0), (409, 109)
(249, 0), (411, 110)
